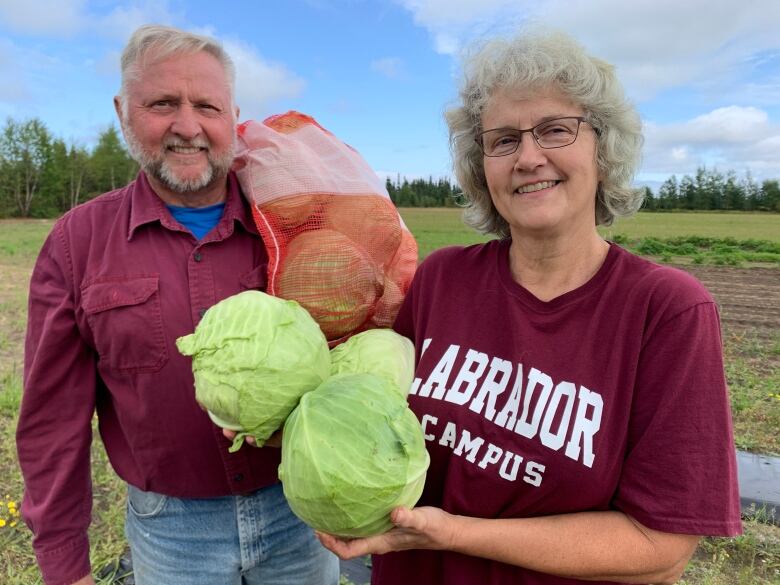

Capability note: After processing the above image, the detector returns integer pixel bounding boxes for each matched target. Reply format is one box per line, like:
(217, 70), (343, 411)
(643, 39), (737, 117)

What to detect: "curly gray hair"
(445, 32), (644, 236)
(118, 24), (236, 118)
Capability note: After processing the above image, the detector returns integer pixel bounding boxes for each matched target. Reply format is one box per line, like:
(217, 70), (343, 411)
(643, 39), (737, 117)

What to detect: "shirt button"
(194, 252), (202, 262)
(234, 473), (244, 482)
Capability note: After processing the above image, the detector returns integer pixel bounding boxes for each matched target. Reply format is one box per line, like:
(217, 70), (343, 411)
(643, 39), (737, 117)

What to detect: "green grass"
(610, 235), (780, 266)
(0, 368), (22, 415)
(0, 416), (128, 585)
(3, 211), (779, 263)
(603, 211), (780, 242)
(398, 208), (780, 265)
(725, 331), (780, 454)
(0, 219), (129, 584)
(0, 220), (54, 267)
(1, 212), (779, 584)
(398, 208), (492, 258)
(681, 512), (780, 584)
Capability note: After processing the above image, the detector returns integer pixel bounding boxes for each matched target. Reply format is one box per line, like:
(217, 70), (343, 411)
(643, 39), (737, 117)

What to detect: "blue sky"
(1, 0), (779, 190)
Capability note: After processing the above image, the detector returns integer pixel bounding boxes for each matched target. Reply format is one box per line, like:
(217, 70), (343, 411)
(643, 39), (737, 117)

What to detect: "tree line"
(0, 118), (137, 218)
(386, 167), (780, 212)
(1, 117), (778, 218)
(642, 167), (779, 212)
(385, 176), (461, 207)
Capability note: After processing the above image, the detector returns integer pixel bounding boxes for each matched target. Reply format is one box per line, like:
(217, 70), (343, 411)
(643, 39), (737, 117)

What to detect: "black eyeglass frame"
(474, 116), (595, 157)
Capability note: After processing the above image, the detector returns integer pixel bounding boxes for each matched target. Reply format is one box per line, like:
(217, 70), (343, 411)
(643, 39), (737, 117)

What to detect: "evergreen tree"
(657, 175), (678, 210)
(641, 186), (656, 210)
(385, 177), (397, 204)
(44, 138), (71, 213)
(760, 179), (780, 212)
(679, 175), (696, 210)
(693, 166), (709, 210)
(89, 125), (136, 196)
(722, 171), (744, 211)
(704, 167), (725, 210)
(741, 172), (760, 211)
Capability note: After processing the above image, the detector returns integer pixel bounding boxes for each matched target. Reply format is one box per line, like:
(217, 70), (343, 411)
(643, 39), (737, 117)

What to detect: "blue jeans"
(125, 482), (340, 585)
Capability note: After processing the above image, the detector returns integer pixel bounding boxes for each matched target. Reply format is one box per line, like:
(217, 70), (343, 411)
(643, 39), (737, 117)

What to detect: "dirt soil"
(674, 264), (780, 340)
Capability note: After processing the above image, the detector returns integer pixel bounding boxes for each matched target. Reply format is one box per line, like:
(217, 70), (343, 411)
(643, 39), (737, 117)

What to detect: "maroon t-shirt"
(377, 240), (741, 585)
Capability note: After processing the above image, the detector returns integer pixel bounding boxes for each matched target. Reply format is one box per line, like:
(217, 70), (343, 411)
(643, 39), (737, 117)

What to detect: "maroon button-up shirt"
(17, 172), (282, 585)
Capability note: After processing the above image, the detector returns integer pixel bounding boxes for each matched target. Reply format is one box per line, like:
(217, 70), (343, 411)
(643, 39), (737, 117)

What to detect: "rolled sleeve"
(16, 224), (97, 585)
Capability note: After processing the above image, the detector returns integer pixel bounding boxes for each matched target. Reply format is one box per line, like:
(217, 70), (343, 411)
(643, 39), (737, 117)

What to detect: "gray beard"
(123, 124), (235, 194)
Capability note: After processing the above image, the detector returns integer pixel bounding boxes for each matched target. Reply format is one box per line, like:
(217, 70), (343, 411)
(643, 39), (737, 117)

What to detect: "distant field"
(397, 207), (491, 258)
(601, 211), (780, 242)
(0, 219), (53, 267)
(397, 208), (780, 258)
(3, 211), (778, 264)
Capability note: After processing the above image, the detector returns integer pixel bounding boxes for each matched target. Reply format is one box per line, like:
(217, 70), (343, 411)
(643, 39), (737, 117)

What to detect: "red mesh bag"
(234, 111), (418, 344)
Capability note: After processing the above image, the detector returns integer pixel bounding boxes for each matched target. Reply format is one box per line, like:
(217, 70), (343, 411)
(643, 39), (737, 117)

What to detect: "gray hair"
(445, 31), (644, 236)
(118, 24), (236, 117)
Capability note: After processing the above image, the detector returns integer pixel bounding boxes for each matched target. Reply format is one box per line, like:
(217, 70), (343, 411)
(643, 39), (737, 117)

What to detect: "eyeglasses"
(475, 116), (592, 157)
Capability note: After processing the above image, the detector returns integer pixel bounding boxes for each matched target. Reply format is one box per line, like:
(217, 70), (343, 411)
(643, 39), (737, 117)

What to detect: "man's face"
(116, 50), (238, 204)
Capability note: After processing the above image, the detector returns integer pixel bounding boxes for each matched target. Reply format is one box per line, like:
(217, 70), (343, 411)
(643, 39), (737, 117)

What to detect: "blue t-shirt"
(167, 202), (226, 240)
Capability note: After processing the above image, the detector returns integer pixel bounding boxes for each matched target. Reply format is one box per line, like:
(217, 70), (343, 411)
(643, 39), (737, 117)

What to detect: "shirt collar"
(127, 171), (258, 241)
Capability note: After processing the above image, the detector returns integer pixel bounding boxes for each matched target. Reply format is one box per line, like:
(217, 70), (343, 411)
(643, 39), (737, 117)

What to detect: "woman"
(317, 32), (742, 584)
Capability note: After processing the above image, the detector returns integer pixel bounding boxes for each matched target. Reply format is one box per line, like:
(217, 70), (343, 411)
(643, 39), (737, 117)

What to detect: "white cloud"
(0, 0), (87, 36)
(223, 39), (306, 121)
(396, 0), (523, 55)
(0, 0), (182, 42)
(715, 76), (780, 109)
(397, 0), (780, 99)
(105, 23), (308, 118)
(399, 0), (780, 179)
(739, 135), (780, 174)
(93, 2), (180, 41)
(371, 57), (404, 79)
(544, 0), (780, 100)
(0, 10), (306, 139)
(654, 107), (769, 144)
(642, 106), (780, 178)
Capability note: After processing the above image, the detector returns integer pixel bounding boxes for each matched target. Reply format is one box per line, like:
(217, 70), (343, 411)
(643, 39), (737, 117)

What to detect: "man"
(16, 25), (340, 585)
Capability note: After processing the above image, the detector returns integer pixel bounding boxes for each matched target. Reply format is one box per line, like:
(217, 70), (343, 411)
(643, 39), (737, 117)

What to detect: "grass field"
(1, 212), (779, 584)
(398, 209), (780, 257)
(601, 211), (780, 242)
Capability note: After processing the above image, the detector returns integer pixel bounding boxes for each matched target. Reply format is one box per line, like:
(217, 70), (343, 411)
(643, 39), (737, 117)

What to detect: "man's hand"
(221, 428), (283, 448)
(316, 506), (457, 560)
(72, 575), (95, 585)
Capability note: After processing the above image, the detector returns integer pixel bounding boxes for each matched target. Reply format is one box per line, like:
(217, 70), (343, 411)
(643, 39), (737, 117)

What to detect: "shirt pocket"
(239, 265), (268, 292)
(82, 275), (168, 372)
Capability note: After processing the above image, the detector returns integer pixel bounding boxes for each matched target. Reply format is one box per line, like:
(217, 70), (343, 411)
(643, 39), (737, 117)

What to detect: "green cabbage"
(330, 329), (415, 396)
(176, 290), (331, 452)
(279, 372), (429, 537)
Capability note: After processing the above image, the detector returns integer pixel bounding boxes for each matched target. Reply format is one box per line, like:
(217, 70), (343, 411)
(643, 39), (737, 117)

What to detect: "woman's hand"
(221, 428), (283, 448)
(316, 506), (458, 560)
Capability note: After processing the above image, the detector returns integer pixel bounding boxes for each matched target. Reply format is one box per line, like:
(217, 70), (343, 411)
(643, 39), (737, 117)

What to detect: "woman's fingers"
(315, 532), (379, 559)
